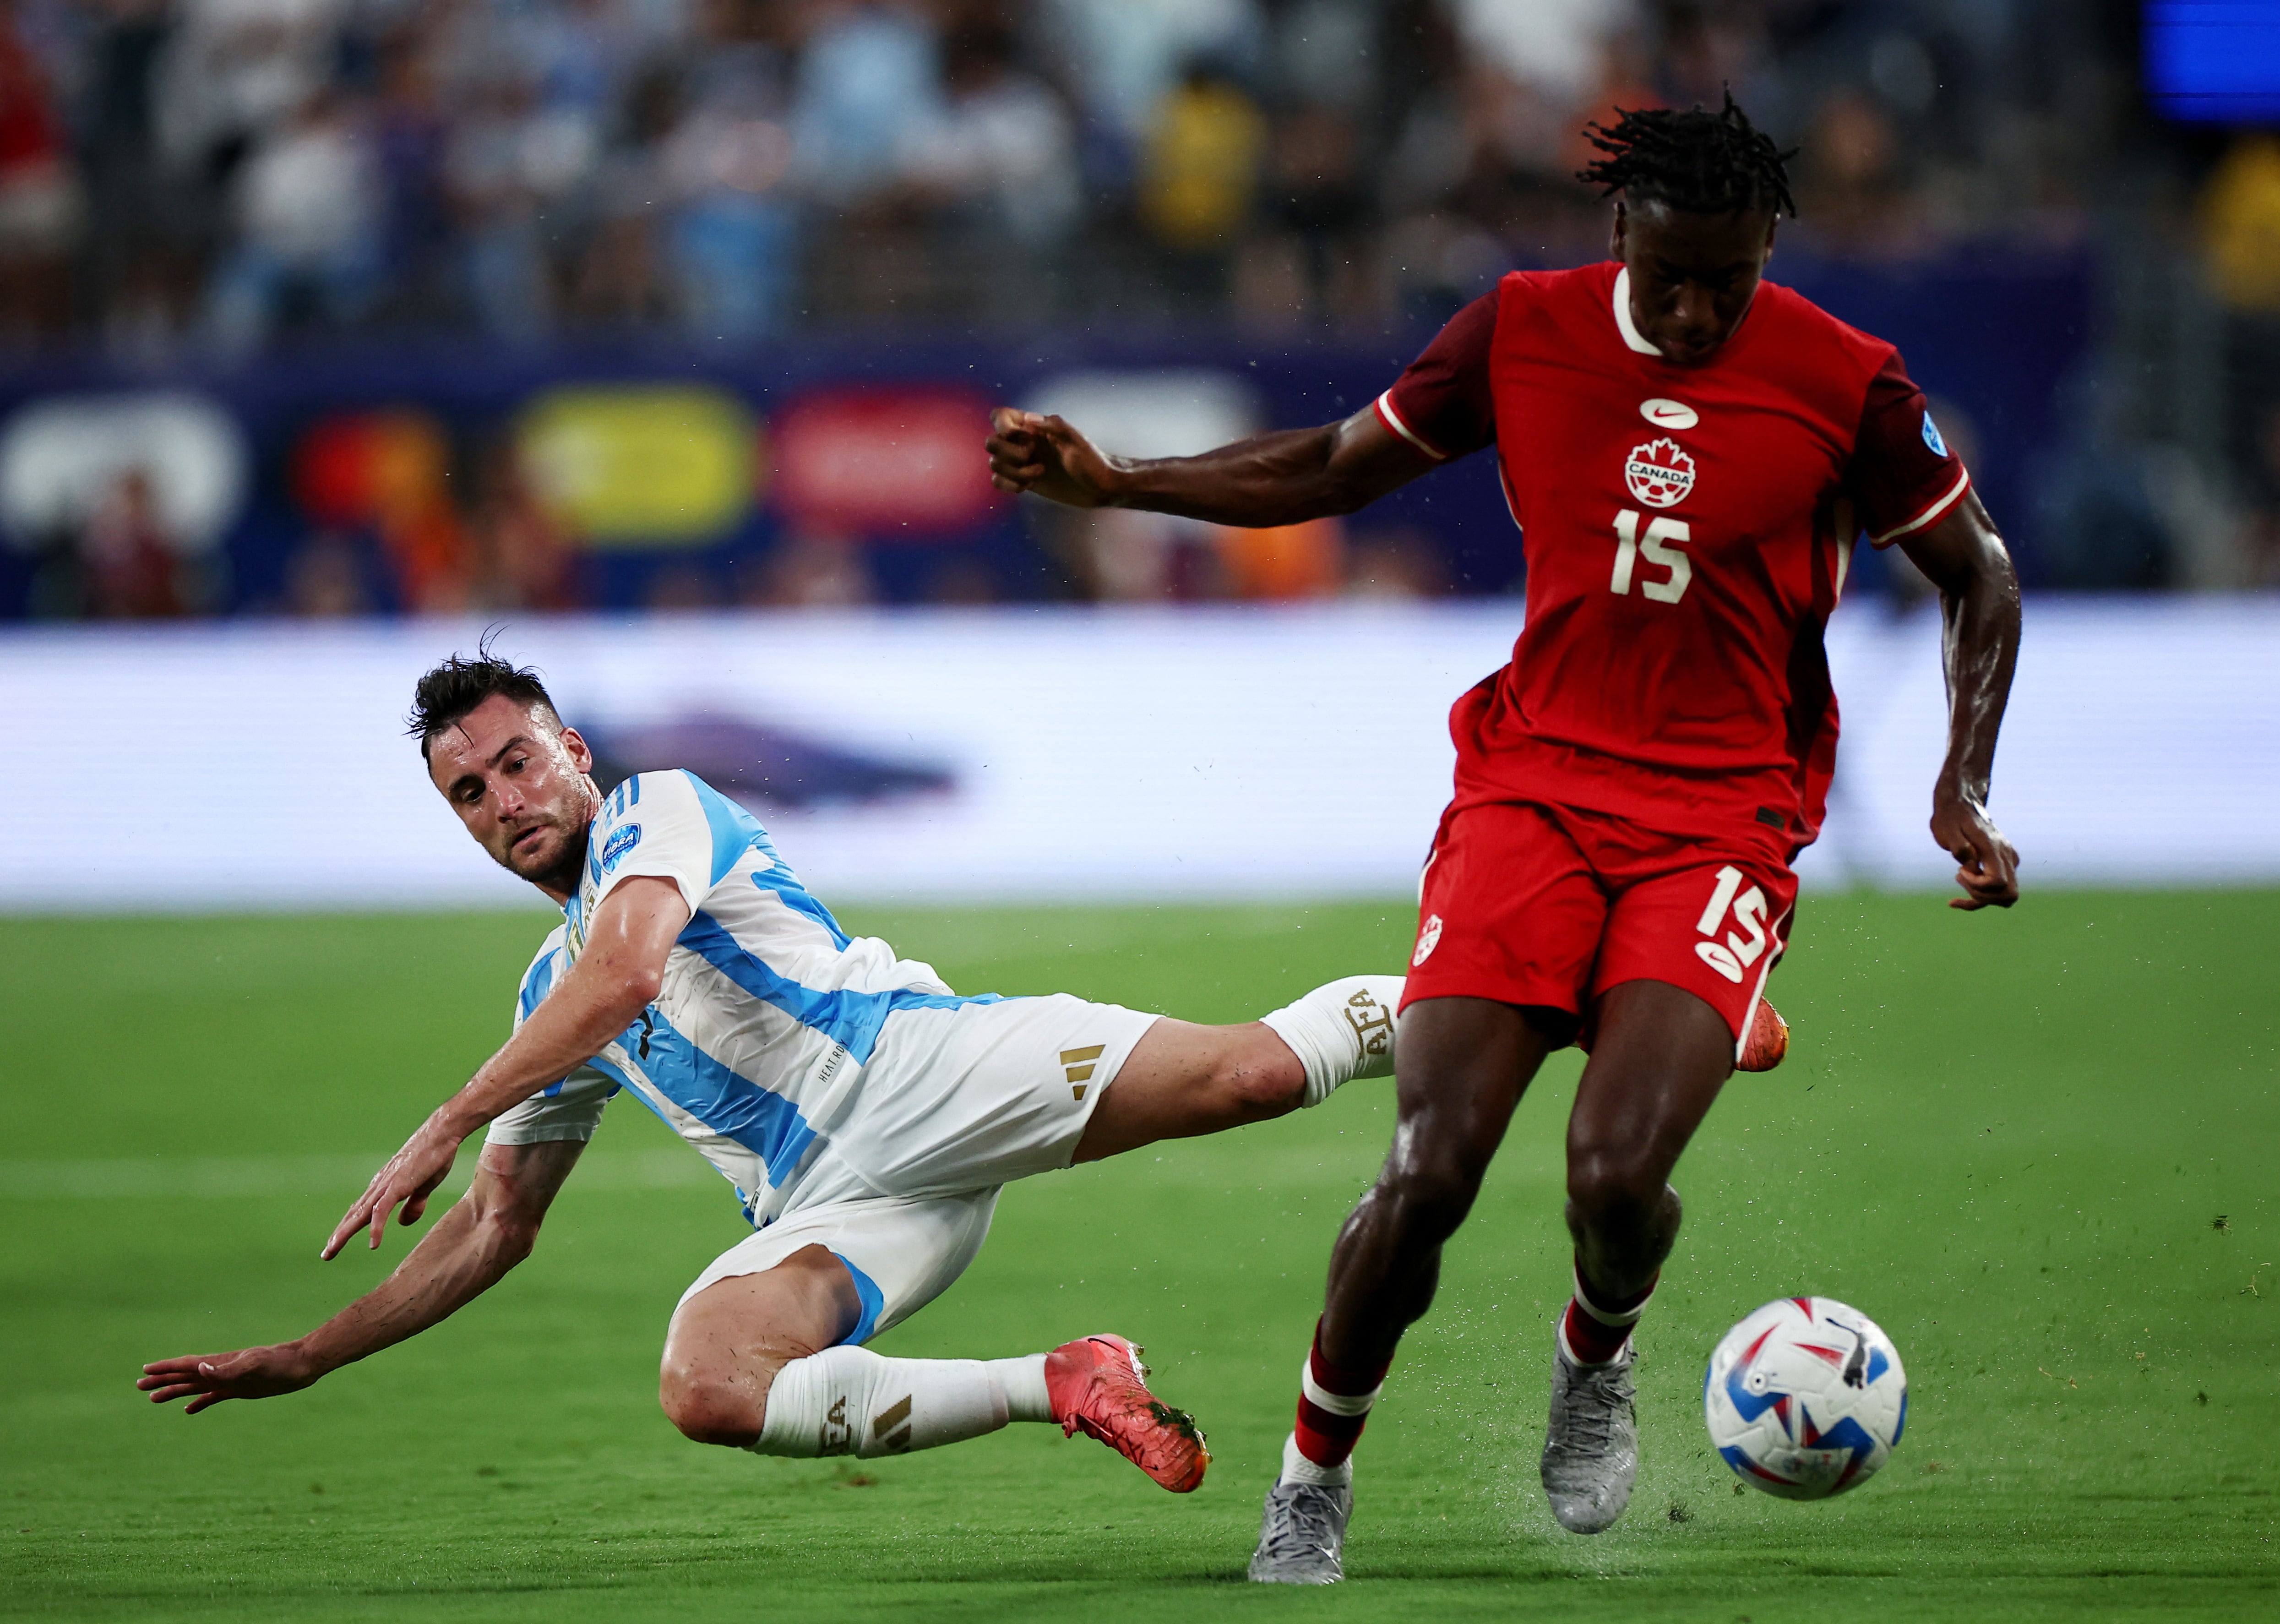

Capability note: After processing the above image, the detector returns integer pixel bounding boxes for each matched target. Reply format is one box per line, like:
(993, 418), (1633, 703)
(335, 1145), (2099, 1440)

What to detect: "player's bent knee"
(1378, 1149), (1489, 1239)
(1566, 1149), (1669, 1228)
(1221, 1034), (1307, 1114)
(658, 1361), (765, 1448)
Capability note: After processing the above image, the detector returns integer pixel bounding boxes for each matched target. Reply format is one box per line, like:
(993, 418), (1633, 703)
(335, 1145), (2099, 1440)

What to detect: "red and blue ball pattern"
(1704, 1296), (1908, 1499)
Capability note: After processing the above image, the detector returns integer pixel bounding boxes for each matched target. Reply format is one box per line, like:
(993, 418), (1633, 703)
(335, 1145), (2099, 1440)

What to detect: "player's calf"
(746, 1343), (1040, 1458)
(663, 1254), (1209, 1486)
(1564, 1159), (1682, 1303)
(739, 1335), (1208, 1490)
(1075, 975), (1404, 1162)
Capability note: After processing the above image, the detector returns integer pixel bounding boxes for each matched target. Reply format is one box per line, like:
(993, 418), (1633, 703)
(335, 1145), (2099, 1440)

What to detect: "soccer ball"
(1703, 1296), (1907, 1499)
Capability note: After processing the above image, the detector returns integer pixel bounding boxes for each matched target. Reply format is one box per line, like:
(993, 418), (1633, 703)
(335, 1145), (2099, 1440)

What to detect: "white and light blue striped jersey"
(484, 769), (997, 1226)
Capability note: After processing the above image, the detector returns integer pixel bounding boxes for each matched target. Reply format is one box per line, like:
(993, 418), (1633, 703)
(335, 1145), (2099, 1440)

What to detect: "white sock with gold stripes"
(1261, 975), (1405, 1107)
(753, 1347), (1047, 1460)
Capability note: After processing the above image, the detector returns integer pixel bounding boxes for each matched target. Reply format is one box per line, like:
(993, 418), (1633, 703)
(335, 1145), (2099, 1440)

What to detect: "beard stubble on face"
(496, 807), (589, 894)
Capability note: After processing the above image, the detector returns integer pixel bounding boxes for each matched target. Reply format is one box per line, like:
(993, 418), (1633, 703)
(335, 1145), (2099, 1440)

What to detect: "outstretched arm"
(323, 874), (691, 1259)
(139, 1137), (585, 1412)
(1899, 490), (2023, 910)
(985, 403), (1436, 528)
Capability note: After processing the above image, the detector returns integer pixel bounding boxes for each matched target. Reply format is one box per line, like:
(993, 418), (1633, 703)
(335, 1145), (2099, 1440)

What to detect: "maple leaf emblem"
(1624, 436), (1697, 508)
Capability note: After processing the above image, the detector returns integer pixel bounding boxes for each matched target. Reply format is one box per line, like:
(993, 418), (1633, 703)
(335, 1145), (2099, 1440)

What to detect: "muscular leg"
(658, 1244), (860, 1446)
(1319, 996), (1564, 1369)
(658, 1241), (1208, 1488)
(660, 1246), (1052, 1462)
(1563, 979), (1735, 1302)
(1075, 971), (1402, 1162)
(1531, 979), (1736, 1536)
(1073, 1019), (1306, 1163)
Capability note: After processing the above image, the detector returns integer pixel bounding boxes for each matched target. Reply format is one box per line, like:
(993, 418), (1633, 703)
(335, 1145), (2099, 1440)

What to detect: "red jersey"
(1377, 261), (1970, 854)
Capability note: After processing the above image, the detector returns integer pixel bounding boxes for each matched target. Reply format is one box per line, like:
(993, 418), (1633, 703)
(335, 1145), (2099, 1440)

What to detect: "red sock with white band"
(1282, 1321), (1390, 1486)
(1559, 1263), (1657, 1367)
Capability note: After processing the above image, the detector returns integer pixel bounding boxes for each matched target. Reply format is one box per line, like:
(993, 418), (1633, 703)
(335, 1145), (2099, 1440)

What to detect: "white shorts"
(676, 992), (1160, 1342)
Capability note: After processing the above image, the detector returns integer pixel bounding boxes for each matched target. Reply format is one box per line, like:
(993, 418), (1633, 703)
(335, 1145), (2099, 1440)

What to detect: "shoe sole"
(1247, 1562), (1341, 1584)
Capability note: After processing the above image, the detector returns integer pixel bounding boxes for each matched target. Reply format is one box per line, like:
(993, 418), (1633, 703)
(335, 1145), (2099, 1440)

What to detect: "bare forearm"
(148, 1144), (581, 1410)
(433, 880), (684, 1139)
(1098, 425), (1368, 526)
(1936, 550), (2020, 800)
(990, 403), (1431, 523)
(1895, 499), (2024, 908)
(437, 982), (643, 1138)
(1904, 497), (2021, 804)
(324, 883), (683, 1261)
(297, 1196), (529, 1377)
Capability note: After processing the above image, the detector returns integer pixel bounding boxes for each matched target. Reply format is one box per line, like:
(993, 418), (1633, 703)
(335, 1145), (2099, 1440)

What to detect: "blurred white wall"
(0, 598), (2272, 912)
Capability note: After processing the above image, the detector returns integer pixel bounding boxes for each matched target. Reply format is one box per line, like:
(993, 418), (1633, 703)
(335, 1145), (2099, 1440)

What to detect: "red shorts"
(1404, 799), (1797, 1052)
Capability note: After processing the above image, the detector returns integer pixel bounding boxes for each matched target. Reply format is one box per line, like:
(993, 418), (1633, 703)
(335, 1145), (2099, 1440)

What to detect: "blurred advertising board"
(0, 253), (2091, 617)
(0, 598), (2272, 913)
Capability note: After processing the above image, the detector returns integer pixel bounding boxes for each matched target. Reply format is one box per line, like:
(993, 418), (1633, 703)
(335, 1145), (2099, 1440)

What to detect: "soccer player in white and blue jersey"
(142, 652), (1404, 1493)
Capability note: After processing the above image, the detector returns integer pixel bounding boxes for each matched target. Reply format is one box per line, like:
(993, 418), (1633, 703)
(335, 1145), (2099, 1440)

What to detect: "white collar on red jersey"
(1612, 267), (1662, 357)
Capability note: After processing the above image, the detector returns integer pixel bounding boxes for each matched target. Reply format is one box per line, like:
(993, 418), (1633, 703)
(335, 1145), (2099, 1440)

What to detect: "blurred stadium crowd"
(0, 0), (2138, 340)
(0, 0), (2275, 618)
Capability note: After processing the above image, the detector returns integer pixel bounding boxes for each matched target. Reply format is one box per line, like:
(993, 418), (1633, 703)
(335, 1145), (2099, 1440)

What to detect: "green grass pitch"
(2, 891), (2275, 1621)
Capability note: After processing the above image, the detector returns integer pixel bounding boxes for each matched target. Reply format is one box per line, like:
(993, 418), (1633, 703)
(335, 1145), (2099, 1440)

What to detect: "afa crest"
(1624, 437), (1697, 508)
(599, 822), (643, 873)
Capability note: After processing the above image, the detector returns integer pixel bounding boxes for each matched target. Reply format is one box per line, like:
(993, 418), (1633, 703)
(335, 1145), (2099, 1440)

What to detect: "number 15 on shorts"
(1695, 864), (1771, 984)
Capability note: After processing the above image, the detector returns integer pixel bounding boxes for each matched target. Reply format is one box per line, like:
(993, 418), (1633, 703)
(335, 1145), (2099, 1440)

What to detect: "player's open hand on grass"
(1931, 788), (2018, 910)
(986, 407), (1118, 507)
(138, 1343), (318, 1413)
(323, 1117), (462, 1259)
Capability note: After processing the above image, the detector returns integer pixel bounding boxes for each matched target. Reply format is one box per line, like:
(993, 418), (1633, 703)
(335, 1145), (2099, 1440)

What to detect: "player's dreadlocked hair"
(1576, 92), (1797, 219)
(408, 632), (562, 760)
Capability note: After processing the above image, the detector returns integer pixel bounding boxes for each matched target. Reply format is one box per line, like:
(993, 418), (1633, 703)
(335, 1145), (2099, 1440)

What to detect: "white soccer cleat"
(1247, 1478), (1352, 1583)
(1540, 1334), (1639, 1534)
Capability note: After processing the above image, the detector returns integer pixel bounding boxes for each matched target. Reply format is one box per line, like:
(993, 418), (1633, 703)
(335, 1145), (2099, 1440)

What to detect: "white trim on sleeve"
(1869, 467), (1971, 545)
(1373, 390), (1447, 461)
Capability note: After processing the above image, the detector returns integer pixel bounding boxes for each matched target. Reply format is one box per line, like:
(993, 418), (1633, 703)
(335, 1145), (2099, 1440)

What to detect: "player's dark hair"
(1576, 91), (1797, 219)
(407, 635), (561, 760)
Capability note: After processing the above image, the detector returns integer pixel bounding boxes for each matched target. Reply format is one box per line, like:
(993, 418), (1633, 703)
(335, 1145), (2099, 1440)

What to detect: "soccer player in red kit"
(985, 97), (2021, 1580)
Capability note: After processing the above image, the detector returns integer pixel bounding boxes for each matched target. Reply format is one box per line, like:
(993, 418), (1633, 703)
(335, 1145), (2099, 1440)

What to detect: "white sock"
(753, 1346), (1045, 1459)
(1279, 1429), (1354, 1488)
(1260, 974), (1405, 1107)
(985, 1353), (1052, 1423)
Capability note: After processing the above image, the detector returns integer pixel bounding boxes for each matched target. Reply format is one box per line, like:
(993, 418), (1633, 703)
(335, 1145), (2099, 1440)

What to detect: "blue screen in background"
(2146, 1), (2280, 120)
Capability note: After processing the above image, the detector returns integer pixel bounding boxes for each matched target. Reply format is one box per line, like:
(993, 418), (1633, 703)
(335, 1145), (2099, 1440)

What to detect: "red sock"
(1561, 1264), (1657, 1366)
(1292, 1321), (1391, 1470)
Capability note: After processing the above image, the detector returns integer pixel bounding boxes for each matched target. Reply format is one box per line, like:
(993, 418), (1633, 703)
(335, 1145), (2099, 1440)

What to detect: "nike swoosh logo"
(1639, 398), (1699, 429)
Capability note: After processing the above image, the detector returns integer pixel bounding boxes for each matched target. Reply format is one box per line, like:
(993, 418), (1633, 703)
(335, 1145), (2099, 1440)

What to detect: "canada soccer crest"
(1624, 437), (1697, 508)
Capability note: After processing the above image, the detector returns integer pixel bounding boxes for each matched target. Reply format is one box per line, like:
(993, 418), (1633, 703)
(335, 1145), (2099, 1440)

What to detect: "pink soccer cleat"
(1738, 999), (1790, 1072)
(1045, 1334), (1210, 1493)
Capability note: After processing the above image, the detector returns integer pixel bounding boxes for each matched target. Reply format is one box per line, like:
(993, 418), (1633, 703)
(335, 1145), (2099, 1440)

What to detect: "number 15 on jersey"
(1611, 509), (1692, 603)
